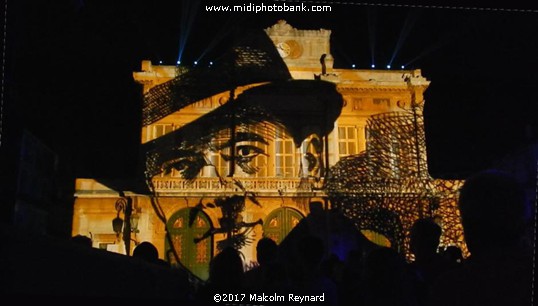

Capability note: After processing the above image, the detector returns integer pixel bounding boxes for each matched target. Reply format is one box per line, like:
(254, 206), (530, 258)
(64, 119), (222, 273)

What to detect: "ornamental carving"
(265, 19), (294, 36)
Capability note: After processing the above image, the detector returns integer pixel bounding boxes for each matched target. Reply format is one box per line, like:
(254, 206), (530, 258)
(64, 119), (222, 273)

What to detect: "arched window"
(165, 208), (212, 280)
(263, 207), (304, 244)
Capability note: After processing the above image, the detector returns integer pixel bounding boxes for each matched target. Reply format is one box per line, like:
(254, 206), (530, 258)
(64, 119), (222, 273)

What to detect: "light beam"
(388, 9), (422, 68)
(177, 0), (201, 64)
(368, 7), (377, 69)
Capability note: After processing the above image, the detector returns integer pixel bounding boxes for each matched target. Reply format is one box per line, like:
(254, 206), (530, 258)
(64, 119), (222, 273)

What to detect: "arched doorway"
(165, 208), (212, 280)
(263, 207), (304, 244)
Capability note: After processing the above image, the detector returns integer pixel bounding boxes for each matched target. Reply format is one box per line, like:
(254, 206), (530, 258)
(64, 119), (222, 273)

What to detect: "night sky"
(5, 0), (538, 182)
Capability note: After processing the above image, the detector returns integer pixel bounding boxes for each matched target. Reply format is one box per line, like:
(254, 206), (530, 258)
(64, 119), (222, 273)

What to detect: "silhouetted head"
(71, 235), (92, 248)
(133, 241), (159, 263)
(458, 170), (527, 256)
(209, 247), (244, 288)
(256, 237), (278, 265)
(309, 201), (324, 216)
(409, 218), (442, 259)
(442, 246), (463, 264)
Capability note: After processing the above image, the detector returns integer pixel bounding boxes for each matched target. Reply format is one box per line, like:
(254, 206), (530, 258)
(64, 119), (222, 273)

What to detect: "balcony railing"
(151, 177), (325, 196)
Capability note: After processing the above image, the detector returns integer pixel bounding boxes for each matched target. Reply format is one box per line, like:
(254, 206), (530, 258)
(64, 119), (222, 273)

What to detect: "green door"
(165, 208), (212, 280)
(263, 207), (304, 244)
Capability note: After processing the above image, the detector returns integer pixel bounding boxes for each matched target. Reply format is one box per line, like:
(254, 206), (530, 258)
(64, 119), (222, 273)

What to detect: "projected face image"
(208, 130), (324, 182)
(208, 126), (271, 176)
(154, 121), (324, 182)
(222, 141), (267, 173)
(143, 80), (344, 182)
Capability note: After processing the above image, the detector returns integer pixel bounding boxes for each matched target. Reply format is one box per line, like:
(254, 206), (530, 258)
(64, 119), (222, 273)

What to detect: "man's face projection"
(209, 126), (271, 176)
(208, 124), (322, 179)
(144, 80), (344, 181)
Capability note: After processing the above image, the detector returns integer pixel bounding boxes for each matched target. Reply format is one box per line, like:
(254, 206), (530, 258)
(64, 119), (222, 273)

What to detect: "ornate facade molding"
(264, 19), (331, 38)
(337, 86), (409, 93)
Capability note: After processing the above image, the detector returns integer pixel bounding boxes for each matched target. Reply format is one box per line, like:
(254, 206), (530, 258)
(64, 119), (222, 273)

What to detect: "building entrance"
(165, 208), (212, 280)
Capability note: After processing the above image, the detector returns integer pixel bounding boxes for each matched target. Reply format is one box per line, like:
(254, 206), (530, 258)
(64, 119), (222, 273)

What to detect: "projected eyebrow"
(212, 132), (269, 150)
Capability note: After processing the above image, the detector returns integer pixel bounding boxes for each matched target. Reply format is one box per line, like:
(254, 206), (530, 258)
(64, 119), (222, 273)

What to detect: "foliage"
(189, 180), (263, 252)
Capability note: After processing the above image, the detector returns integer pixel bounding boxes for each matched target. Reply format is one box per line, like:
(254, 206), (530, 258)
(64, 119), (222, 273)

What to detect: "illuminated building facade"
(72, 20), (462, 280)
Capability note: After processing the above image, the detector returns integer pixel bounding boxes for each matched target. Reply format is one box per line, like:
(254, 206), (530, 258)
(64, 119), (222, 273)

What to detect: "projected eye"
(236, 145), (265, 159)
(235, 145), (268, 175)
(221, 145), (267, 162)
(163, 155), (206, 180)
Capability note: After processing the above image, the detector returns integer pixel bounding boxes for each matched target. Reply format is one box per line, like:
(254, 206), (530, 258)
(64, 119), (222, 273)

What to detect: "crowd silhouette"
(427, 170), (534, 306)
(2, 169), (534, 305)
(187, 169), (534, 306)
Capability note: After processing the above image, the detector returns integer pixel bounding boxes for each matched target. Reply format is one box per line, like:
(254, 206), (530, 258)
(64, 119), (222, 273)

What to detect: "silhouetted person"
(132, 241), (170, 268)
(441, 246), (463, 265)
(320, 54), (327, 75)
(289, 235), (338, 306)
(71, 235), (92, 248)
(409, 218), (442, 262)
(133, 241), (158, 261)
(362, 247), (419, 306)
(132, 242), (192, 301)
(244, 237), (289, 292)
(428, 170), (533, 306)
(408, 218), (451, 305)
(340, 249), (366, 306)
(195, 247), (245, 304)
(257, 237), (278, 263)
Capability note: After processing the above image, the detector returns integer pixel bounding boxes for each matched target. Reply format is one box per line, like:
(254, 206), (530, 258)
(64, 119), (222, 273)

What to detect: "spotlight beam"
(403, 34), (454, 67)
(368, 7), (377, 67)
(388, 8), (422, 67)
(195, 15), (247, 63)
(177, 0), (201, 63)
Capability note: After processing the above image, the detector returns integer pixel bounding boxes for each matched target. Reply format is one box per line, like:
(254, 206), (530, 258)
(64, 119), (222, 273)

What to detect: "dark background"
(3, 0), (538, 234)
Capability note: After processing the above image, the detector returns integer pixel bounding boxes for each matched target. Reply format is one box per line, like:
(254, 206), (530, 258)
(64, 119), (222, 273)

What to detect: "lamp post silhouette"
(112, 193), (140, 256)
